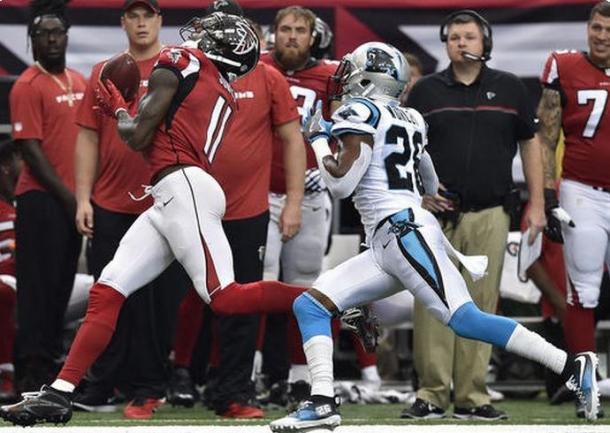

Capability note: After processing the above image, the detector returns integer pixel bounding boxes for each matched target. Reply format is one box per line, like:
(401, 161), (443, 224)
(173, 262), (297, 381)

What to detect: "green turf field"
(61, 398), (610, 426)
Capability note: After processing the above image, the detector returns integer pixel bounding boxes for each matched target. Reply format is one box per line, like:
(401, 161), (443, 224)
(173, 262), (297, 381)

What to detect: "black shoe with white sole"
(0, 385), (72, 427)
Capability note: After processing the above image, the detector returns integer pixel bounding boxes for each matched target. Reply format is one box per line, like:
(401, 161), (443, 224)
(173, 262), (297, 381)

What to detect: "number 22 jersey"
(541, 50), (610, 189)
(330, 97), (428, 240)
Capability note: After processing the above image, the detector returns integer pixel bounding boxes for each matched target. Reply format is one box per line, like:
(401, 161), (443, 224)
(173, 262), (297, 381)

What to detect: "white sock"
(288, 364), (311, 384)
(505, 324), (567, 374)
(361, 365), (381, 383)
(50, 378), (75, 393)
(303, 335), (334, 398)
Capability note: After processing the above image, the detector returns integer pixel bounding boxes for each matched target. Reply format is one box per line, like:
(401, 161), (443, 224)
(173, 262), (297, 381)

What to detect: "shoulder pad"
(331, 97), (381, 137)
(155, 46), (201, 79)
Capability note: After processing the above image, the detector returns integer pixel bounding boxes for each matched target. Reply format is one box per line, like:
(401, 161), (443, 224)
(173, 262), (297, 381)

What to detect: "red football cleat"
(220, 402), (264, 419)
(122, 397), (164, 420)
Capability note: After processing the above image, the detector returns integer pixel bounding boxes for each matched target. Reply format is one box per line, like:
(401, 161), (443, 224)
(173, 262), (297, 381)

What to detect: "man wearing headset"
(403, 10), (546, 420)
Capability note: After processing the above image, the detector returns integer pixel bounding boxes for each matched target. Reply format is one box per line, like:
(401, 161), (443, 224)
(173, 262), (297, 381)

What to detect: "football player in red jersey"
(537, 1), (610, 418)
(0, 13), (306, 427)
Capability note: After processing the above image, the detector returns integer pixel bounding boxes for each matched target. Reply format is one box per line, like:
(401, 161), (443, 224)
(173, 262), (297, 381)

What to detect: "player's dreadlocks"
(27, 0), (71, 37)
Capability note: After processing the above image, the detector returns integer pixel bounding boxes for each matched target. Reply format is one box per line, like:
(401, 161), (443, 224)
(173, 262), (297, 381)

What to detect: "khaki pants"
(413, 206), (509, 410)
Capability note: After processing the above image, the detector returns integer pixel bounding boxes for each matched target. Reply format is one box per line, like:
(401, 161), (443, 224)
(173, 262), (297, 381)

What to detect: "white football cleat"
(269, 396), (341, 432)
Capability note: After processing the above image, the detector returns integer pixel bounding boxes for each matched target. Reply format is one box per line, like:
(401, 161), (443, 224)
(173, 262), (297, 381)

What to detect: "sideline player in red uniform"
(537, 1), (610, 418)
(73, 0), (187, 418)
(0, 12), (305, 427)
(9, 0), (86, 393)
(260, 7), (340, 396)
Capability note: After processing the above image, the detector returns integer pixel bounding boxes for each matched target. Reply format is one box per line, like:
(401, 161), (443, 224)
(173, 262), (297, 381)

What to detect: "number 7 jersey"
(541, 50), (610, 189)
(331, 97), (428, 240)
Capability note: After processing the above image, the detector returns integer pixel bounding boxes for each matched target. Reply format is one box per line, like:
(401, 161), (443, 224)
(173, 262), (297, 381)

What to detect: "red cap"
(123, 0), (161, 14)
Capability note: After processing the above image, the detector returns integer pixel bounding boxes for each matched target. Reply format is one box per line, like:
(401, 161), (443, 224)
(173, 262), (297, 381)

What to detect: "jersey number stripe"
(204, 95), (232, 163)
(384, 125), (424, 194)
(577, 89), (608, 138)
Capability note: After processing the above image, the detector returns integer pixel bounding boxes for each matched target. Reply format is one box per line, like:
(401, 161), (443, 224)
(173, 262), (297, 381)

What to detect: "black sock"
(559, 354), (576, 382)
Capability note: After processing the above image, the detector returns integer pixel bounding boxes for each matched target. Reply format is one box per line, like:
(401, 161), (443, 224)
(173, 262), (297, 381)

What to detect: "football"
(99, 52), (140, 102)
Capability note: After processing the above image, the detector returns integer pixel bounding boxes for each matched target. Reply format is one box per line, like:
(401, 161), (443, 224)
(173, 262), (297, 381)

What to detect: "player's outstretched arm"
(116, 68), (179, 151)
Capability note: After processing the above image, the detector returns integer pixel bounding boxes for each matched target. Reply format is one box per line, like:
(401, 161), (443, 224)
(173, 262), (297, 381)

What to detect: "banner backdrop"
(0, 0), (599, 79)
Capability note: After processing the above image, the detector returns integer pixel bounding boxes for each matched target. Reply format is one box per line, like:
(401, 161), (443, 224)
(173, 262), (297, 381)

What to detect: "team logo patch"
(169, 48), (183, 64)
(232, 21), (258, 55)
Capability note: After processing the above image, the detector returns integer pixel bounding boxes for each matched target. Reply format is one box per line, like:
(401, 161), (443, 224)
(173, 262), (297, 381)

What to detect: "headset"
(439, 9), (492, 62)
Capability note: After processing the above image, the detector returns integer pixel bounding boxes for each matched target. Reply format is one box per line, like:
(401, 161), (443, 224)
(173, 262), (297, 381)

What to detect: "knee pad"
(448, 301), (516, 348)
(293, 293), (332, 343)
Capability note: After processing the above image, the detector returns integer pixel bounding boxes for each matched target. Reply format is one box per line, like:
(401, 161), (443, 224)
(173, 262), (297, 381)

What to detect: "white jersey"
(331, 96), (428, 242)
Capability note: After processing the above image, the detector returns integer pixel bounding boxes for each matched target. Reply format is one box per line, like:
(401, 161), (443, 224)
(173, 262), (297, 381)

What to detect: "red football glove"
(95, 79), (128, 118)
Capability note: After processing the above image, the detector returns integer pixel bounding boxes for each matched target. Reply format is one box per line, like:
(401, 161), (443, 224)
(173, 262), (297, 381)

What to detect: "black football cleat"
(167, 367), (197, 408)
(341, 306), (379, 352)
(0, 385), (72, 427)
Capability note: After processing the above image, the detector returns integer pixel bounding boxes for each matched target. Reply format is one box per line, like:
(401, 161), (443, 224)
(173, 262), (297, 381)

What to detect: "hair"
(589, 1), (610, 22)
(447, 13), (485, 36)
(403, 52), (423, 75)
(274, 6), (316, 35)
(28, 0), (70, 37)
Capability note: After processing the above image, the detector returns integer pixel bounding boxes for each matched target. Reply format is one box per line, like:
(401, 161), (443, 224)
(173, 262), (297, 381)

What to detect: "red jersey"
(541, 51), (610, 189)
(261, 53), (338, 194)
(145, 46), (236, 178)
(77, 55), (157, 214)
(10, 65), (87, 196)
(0, 200), (16, 277)
(210, 62), (299, 220)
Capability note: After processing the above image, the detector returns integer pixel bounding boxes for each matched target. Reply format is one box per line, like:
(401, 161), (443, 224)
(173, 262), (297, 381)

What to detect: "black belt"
(459, 200), (503, 213)
(373, 209), (415, 235)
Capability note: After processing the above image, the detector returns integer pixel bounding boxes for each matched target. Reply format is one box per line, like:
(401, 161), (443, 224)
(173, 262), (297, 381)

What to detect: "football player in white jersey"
(269, 42), (600, 432)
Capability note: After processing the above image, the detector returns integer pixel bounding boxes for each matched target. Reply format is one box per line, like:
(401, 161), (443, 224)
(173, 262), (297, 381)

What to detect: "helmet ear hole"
(360, 79), (371, 87)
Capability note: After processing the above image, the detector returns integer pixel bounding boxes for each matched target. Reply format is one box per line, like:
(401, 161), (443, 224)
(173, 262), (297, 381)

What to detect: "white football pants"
(560, 179), (610, 308)
(99, 166), (235, 303)
(313, 207), (472, 325)
(264, 191), (331, 287)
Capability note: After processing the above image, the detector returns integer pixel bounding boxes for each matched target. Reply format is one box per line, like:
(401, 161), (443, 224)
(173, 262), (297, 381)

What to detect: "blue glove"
(303, 100), (332, 142)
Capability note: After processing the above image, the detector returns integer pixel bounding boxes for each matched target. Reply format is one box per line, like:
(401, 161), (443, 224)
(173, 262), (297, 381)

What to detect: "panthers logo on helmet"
(366, 48), (399, 79)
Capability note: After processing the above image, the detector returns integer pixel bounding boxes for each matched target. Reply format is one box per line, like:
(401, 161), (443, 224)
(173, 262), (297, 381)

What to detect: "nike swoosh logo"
(575, 356), (587, 388)
(382, 239), (392, 249)
(162, 197), (174, 207)
(312, 206), (322, 212)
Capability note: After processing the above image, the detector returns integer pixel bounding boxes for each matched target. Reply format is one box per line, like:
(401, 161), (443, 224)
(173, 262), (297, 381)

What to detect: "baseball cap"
(123, 0), (161, 14)
(205, 0), (243, 17)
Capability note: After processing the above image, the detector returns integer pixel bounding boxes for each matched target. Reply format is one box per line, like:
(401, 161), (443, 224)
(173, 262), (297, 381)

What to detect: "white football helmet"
(329, 42), (409, 101)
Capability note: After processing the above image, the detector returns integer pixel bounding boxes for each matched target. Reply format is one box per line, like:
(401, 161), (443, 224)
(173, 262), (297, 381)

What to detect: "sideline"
(0, 425), (608, 433)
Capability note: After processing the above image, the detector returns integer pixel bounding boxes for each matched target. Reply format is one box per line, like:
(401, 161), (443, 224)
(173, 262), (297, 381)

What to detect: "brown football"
(99, 52), (140, 102)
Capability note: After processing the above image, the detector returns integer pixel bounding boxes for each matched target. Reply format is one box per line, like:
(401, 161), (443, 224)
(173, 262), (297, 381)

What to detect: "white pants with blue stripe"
(313, 207), (472, 325)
